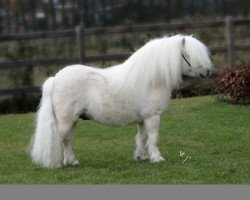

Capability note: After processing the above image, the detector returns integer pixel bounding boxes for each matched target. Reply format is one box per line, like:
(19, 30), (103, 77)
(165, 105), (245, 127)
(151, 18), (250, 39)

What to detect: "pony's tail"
(30, 77), (62, 168)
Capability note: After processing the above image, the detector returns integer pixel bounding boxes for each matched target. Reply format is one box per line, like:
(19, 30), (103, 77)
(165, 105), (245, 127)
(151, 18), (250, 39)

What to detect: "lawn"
(0, 96), (249, 184)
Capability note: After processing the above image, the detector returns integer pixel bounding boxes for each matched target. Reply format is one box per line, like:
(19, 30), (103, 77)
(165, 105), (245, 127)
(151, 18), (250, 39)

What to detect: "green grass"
(0, 96), (249, 184)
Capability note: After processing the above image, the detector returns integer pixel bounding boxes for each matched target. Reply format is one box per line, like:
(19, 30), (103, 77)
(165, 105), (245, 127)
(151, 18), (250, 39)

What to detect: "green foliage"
(0, 38), (77, 88)
(2, 41), (36, 86)
(0, 96), (249, 184)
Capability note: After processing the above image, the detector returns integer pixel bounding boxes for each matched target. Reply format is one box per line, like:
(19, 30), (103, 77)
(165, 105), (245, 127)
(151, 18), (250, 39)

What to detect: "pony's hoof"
(134, 154), (149, 161)
(150, 156), (165, 163)
(48, 162), (62, 169)
(63, 159), (80, 166)
(72, 159), (80, 166)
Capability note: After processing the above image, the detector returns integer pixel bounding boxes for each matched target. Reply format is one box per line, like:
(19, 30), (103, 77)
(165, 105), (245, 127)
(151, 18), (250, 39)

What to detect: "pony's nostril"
(207, 69), (211, 76)
(200, 73), (205, 79)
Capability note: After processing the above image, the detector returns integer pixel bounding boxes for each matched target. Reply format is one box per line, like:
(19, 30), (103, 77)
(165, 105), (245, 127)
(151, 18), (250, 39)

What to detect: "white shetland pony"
(30, 35), (212, 168)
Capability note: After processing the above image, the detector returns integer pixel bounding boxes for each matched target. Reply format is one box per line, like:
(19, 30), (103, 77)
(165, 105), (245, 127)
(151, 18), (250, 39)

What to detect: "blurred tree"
(48, 0), (57, 29)
(0, 0), (250, 34)
(165, 0), (172, 21)
(83, 0), (90, 27)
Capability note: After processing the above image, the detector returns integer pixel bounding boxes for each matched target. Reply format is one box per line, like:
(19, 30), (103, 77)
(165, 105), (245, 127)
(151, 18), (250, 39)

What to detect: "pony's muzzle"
(199, 69), (212, 79)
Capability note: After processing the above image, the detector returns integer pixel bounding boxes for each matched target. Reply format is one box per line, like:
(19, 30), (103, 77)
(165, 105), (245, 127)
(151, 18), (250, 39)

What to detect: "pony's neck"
(110, 36), (182, 100)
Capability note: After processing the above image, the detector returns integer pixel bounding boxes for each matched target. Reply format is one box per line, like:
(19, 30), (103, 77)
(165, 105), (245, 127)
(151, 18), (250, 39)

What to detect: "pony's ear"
(182, 37), (185, 47)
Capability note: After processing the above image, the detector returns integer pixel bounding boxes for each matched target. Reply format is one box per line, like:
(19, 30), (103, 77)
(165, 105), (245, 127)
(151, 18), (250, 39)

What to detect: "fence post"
(76, 25), (85, 64)
(225, 16), (235, 67)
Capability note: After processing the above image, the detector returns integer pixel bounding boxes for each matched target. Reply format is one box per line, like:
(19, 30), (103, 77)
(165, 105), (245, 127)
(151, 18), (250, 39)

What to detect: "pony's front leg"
(144, 116), (165, 162)
(134, 123), (149, 161)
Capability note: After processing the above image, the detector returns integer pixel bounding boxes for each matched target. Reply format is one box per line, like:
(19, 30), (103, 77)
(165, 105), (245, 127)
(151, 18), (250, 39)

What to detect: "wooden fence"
(0, 16), (250, 96)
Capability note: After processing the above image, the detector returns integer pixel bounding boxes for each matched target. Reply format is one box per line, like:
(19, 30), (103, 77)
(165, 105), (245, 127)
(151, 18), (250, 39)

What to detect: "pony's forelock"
(184, 36), (212, 71)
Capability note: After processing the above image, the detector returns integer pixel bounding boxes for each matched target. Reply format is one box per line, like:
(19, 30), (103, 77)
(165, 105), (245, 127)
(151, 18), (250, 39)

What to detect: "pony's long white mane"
(109, 34), (211, 101)
(110, 35), (184, 99)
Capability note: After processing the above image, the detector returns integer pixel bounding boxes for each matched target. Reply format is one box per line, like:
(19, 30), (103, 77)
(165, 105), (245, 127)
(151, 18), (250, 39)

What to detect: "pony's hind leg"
(62, 122), (80, 166)
(134, 123), (149, 160)
(144, 116), (165, 162)
(55, 110), (79, 167)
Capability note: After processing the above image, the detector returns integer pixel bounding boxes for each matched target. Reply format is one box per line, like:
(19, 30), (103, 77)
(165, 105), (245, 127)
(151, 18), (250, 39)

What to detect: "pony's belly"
(91, 108), (141, 126)
(85, 98), (141, 126)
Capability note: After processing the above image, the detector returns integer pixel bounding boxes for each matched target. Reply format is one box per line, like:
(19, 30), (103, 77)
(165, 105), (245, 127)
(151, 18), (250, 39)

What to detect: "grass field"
(0, 96), (249, 184)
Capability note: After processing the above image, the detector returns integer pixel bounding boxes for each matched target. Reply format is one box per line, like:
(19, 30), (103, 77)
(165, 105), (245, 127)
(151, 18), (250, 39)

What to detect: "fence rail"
(0, 17), (250, 96)
(1, 18), (249, 42)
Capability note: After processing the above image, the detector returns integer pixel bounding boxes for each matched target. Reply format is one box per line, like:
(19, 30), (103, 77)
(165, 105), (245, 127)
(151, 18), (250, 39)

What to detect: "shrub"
(217, 63), (250, 104)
